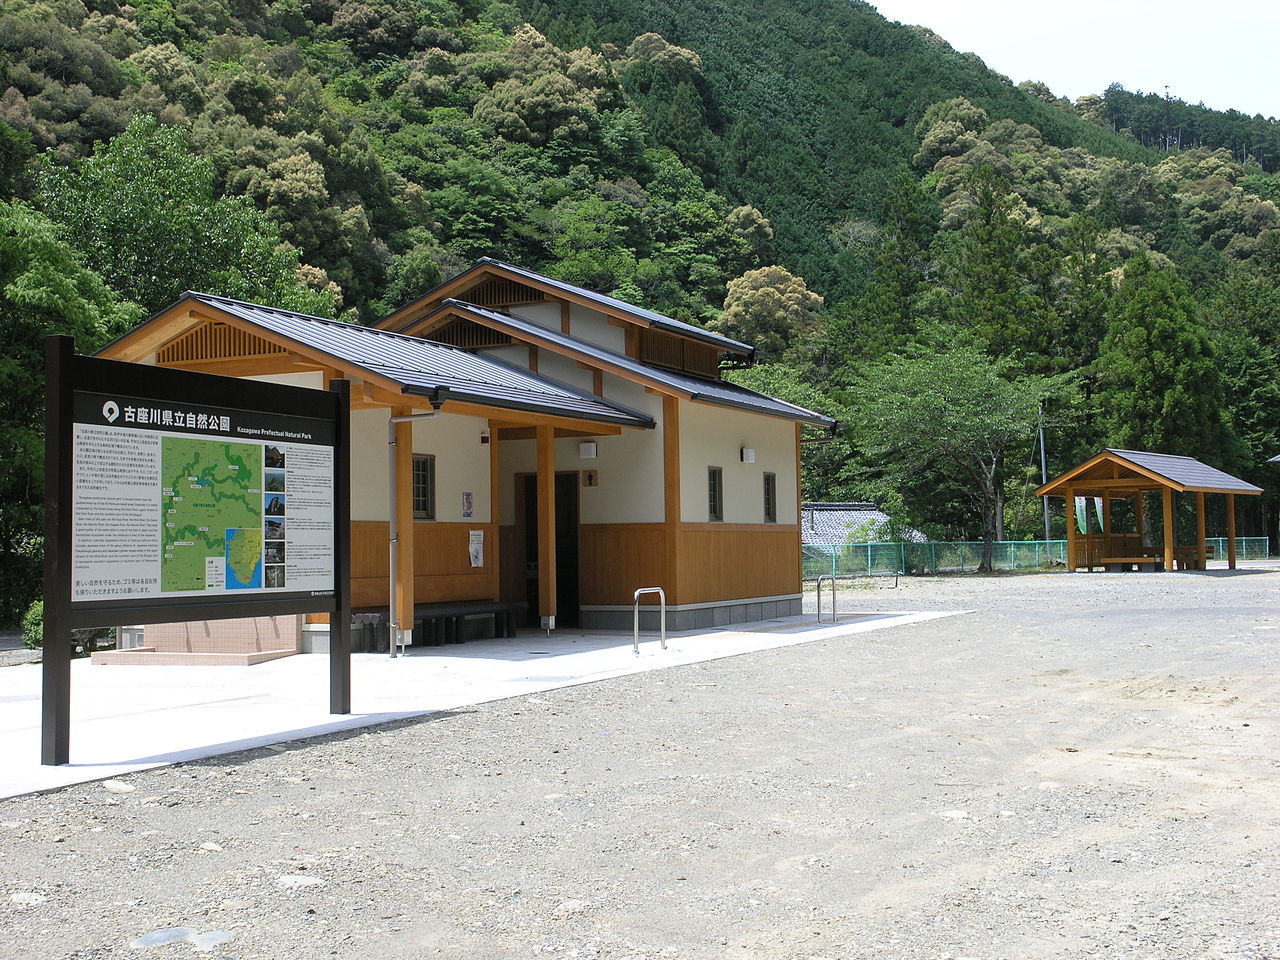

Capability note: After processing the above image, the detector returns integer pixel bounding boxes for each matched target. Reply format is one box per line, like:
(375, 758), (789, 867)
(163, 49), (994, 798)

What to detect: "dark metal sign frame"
(42, 336), (352, 765)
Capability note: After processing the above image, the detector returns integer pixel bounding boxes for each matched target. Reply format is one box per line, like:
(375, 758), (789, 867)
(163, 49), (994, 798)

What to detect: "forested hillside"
(2, 0), (1280, 619)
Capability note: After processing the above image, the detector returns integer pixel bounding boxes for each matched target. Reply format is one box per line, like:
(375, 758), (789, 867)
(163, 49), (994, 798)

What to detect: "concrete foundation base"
(580, 594), (803, 632)
(91, 648), (298, 666)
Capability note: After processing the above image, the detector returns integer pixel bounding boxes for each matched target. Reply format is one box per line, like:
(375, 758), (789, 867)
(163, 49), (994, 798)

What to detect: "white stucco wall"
(508, 302), (560, 332)
(535, 350), (595, 394)
(350, 408), (388, 521)
(508, 302), (625, 354)
(497, 380), (664, 527)
(413, 414), (492, 523)
(348, 408), (491, 523)
(245, 371), (326, 390)
(678, 400), (797, 525)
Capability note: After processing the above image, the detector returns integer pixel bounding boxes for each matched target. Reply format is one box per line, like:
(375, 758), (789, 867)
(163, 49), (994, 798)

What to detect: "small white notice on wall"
(468, 529), (484, 568)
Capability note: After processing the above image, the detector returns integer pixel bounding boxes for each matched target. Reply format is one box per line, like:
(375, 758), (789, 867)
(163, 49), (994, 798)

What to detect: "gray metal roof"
(184, 293), (655, 429)
(394, 258), (753, 355)
(1107, 449), (1263, 493)
(438, 300), (835, 429)
(800, 502), (926, 545)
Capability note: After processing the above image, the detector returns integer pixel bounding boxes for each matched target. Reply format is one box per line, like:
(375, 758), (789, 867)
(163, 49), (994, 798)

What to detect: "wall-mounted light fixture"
(579, 441), (598, 459)
(740, 447), (756, 463)
(480, 428), (490, 445)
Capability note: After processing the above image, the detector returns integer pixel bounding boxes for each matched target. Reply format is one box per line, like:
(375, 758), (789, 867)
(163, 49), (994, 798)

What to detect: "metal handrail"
(632, 587), (667, 655)
(816, 575), (836, 623)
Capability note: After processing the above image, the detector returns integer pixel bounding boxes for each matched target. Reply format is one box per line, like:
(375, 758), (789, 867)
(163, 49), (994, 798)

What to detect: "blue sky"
(869, 1), (1279, 119)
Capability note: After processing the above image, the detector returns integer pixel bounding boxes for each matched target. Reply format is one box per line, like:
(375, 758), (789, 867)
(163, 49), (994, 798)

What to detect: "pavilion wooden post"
(1102, 492), (1112, 553)
(1162, 487), (1175, 572)
(1135, 492), (1146, 546)
(1196, 491), (1207, 569)
(536, 425), (557, 626)
(393, 409), (415, 629)
(1226, 493), (1238, 569)
(1065, 484), (1077, 570)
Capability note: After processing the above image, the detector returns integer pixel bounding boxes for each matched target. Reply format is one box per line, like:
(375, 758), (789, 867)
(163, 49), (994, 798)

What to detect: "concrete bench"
(351, 601), (525, 651)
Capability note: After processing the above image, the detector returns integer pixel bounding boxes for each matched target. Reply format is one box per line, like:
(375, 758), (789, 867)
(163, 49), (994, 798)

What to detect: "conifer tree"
(1096, 255), (1239, 465)
(940, 168), (1053, 366)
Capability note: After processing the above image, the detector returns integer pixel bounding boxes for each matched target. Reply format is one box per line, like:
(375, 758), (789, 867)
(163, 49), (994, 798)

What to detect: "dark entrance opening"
(520, 472), (580, 627)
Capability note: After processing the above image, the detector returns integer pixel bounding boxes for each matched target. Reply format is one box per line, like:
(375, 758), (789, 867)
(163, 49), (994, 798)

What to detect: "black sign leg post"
(329, 378), (351, 715)
(42, 336), (74, 766)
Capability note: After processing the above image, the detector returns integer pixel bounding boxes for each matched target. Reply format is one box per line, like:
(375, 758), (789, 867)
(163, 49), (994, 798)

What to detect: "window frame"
(708, 466), (724, 522)
(763, 471), (777, 524)
(412, 453), (436, 521)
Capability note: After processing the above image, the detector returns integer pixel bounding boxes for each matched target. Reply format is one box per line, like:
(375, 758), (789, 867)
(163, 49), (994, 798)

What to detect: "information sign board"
(42, 337), (352, 765)
(71, 391), (335, 606)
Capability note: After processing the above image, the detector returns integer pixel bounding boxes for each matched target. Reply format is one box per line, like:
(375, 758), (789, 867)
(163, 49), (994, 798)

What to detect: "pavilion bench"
(1101, 556), (1162, 572)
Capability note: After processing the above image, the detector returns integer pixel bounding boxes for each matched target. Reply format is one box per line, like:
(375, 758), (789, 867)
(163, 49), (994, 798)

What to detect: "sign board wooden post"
(42, 336), (352, 765)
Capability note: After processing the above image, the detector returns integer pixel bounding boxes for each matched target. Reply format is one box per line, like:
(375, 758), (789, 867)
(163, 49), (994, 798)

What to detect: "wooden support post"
(1196, 491), (1207, 570)
(393, 410), (415, 628)
(329, 378), (351, 715)
(1162, 487), (1175, 572)
(663, 396), (681, 602)
(42, 336), (73, 765)
(1135, 492), (1146, 545)
(536, 425), (557, 624)
(1227, 493), (1238, 569)
(1102, 492), (1112, 554)
(1065, 485), (1077, 571)
(489, 421), (501, 596)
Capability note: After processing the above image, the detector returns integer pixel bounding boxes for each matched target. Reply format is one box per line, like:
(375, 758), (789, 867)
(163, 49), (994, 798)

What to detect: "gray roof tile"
(1106, 449), (1262, 493)
(439, 300), (835, 428)
(185, 293), (655, 429)
(800, 502), (925, 545)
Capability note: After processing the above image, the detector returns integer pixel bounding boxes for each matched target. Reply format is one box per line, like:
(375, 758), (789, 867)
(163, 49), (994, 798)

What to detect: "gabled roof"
(378, 257), (753, 356)
(427, 299), (835, 429)
(104, 293), (655, 429)
(1037, 448), (1262, 497)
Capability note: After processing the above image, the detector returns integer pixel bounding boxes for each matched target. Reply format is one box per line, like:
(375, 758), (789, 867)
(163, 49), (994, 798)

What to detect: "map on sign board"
(161, 438), (263, 592)
(70, 389), (336, 605)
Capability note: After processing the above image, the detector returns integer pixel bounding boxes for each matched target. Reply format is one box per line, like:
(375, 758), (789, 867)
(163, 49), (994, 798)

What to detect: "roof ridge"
(191, 291), (489, 352)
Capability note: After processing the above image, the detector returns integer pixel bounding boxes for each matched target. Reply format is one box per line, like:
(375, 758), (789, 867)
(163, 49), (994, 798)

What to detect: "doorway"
(519, 472), (580, 627)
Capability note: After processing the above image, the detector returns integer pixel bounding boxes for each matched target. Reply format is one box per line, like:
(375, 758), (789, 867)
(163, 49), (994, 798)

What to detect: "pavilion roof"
(1036, 449), (1262, 498)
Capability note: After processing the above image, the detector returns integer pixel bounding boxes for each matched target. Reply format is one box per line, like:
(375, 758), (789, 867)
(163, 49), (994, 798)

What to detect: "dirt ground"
(1, 569), (1277, 959)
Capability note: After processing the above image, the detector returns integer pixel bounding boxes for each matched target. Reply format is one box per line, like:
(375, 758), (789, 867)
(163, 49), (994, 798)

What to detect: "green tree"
(838, 170), (938, 358)
(36, 115), (335, 316)
(938, 168), (1052, 364)
(848, 340), (1075, 571)
(0, 200), (142, 625)
(710, 265), (824, 359)
(1096, 255), (1239, 465)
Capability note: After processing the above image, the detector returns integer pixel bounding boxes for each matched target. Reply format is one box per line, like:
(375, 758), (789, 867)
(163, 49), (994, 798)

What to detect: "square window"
(412, 454), (435, 520)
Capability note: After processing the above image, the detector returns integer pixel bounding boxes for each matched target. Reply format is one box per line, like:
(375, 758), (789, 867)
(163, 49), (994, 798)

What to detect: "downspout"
(387, 393), (445, 658)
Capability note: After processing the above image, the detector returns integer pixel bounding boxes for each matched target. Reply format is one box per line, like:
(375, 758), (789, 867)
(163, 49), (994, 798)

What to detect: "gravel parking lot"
(2, 569), (1277, 959)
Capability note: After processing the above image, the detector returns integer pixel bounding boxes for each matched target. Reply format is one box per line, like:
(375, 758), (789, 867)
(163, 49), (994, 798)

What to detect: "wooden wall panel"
(351, 520), (498, 609)
(579, 523), (669, 606)
(676, 524), (801, 605)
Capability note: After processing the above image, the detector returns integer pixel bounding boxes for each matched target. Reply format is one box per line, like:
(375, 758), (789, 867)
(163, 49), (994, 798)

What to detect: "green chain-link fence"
(802, 537), (1269, 578)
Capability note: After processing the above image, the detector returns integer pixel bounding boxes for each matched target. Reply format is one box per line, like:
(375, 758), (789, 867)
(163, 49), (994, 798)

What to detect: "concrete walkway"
(0, 609), (960, 799)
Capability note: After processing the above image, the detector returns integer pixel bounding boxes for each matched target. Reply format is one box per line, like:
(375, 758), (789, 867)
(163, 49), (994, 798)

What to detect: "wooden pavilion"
(1036, 449), (1262, 572)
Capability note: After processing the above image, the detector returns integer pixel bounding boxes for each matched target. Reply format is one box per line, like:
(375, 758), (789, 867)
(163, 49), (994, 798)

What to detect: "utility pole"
(1039, 403), (1051, 541)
